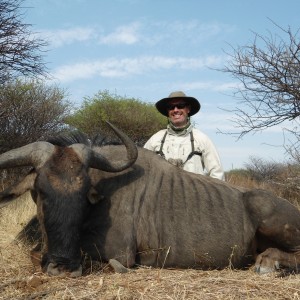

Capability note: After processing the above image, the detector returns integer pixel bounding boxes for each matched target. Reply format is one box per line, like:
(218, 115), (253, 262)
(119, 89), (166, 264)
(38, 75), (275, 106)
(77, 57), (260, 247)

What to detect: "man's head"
(155, 91), (201, 128)
(166, 99), (191, 127)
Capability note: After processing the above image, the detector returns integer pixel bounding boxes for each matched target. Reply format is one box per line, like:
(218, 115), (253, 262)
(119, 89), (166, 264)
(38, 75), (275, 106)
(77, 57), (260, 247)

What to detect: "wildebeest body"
(80, 146), (286, 270)
(1, 124), (300, 276)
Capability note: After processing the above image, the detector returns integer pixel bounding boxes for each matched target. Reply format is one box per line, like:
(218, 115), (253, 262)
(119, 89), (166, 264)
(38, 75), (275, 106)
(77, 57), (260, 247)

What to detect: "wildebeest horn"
(0, 122), (137, 173)
(0, 142), (56, 169)
(87, 121), (138, 172)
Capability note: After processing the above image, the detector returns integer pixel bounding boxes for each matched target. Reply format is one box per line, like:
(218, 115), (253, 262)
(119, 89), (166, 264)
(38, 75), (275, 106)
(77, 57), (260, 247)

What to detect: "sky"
(23, 0), (300, 171)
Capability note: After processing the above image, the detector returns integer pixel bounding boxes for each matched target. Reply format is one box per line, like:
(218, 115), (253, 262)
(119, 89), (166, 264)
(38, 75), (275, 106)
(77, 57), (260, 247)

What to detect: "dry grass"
(2, 195), (300, 299)
(226, 169), (300, 208)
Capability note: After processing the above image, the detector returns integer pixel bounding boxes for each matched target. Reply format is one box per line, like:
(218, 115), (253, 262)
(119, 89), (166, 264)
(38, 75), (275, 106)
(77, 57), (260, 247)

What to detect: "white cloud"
(181, 81), (237, 93)
(37, 19), (234, 48)
(52, 55), (223, 82)
(39, 23), (141, 48)
(40, 27), (96, 48)
(99, 22), (141, 45)
(150, 20), (235, 45)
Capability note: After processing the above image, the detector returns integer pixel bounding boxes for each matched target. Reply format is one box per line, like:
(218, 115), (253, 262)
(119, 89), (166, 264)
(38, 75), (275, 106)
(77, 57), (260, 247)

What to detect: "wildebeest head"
(0, 122), (138, 277)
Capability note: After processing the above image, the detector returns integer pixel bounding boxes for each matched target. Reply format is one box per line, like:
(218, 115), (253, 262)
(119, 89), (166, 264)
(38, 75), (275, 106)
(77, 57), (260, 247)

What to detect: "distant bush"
(0, 79), (71, 153)
(65, 90), (167, 146)
(226, 157), (300, 207)
(0, 79), (71, 189)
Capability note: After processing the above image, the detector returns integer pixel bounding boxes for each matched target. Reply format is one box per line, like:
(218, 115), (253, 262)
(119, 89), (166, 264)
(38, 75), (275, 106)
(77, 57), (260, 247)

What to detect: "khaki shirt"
(144, 125), (224, 180)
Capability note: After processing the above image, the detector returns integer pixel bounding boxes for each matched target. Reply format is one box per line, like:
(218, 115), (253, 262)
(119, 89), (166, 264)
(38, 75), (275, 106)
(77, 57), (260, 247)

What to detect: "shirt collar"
(167, 123), (193, 136)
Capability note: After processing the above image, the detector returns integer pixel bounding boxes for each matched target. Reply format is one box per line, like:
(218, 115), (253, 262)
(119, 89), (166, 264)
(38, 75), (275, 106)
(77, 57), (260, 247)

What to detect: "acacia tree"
(220, 23), (300, 160)
(66, 90), (167, 146)
(0, 80), (71, 152)
(0, 0), (47, 84)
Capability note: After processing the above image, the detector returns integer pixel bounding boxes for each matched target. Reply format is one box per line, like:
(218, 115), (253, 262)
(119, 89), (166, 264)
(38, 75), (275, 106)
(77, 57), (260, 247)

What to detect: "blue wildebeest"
(0, 123), (300, 277)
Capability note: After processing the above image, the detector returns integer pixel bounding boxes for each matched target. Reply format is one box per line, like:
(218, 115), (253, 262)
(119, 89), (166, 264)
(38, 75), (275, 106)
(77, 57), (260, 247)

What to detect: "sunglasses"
(167, 103), (187, 110)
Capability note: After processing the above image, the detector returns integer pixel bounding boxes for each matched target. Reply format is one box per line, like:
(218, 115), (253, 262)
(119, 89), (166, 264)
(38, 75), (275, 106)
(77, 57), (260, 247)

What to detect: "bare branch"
(218, 22), (300, 152)
(0, 0), (48, 84)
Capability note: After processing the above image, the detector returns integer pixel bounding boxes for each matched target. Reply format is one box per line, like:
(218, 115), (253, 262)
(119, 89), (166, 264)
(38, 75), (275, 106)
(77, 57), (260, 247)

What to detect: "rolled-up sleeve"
(201, 137), (224, 180)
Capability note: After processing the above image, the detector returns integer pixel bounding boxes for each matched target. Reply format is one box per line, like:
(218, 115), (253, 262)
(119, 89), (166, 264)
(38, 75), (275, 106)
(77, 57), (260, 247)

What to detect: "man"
(144, 91), (224, 180)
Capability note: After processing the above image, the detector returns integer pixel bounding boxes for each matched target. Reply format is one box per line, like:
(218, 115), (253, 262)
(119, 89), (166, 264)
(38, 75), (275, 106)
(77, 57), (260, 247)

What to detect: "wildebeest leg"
(109, 259), (129, 273)
(244, 189), (300, 274)
(255, 248), (300, 274)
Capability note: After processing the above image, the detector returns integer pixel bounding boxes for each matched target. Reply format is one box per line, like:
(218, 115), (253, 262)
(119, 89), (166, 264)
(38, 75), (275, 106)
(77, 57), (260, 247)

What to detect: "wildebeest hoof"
(255, 264), (278, 274)
(109, 259), (129, 273)
(47, 263), (82, 277)
(255, 249), (280, 274)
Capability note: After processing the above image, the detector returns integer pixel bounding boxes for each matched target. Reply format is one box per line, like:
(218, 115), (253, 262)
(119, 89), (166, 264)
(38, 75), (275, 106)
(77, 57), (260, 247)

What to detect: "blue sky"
(23, 0), (300, 171)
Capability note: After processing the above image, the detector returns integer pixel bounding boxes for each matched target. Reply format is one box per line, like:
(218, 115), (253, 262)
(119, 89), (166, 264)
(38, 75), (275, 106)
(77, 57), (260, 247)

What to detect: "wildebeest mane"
(90, 134), (122, 147)
(46, 131), (122, 148)
(46, 131), (91, 147)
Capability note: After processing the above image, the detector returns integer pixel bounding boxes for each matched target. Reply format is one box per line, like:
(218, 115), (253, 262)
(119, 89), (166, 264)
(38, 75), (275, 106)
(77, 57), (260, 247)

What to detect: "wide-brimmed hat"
(155, 91), (201, 117)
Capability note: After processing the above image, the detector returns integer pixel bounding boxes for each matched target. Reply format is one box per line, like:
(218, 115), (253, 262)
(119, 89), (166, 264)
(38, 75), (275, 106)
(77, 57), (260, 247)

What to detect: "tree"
(0, 80), (71, 152)
(66, 90), (167, 146)
(0, 0), (47, 84)
(220, 23), (300, 159)
(244, 156), (284, 182)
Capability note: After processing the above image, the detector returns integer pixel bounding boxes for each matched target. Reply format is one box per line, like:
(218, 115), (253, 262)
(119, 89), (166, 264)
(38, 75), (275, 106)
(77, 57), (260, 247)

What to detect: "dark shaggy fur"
(46, 131), (122, 148)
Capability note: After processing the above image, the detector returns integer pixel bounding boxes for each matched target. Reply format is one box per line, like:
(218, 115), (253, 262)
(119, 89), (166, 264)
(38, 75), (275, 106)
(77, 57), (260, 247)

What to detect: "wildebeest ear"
(87, 187), (105, 204)
(0, 172), (36, 209)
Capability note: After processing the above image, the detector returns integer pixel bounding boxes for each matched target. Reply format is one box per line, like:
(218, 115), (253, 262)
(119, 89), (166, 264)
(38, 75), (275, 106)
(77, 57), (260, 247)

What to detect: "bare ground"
(1, 195), (300, 300)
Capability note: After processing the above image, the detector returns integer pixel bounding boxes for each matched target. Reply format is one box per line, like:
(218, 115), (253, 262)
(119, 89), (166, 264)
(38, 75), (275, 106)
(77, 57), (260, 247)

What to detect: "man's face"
(167, 99), (191, 127)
